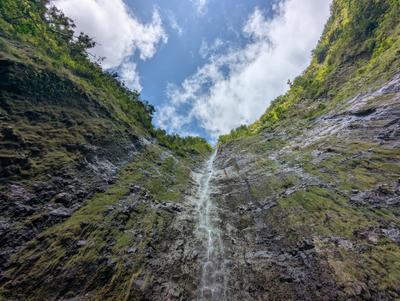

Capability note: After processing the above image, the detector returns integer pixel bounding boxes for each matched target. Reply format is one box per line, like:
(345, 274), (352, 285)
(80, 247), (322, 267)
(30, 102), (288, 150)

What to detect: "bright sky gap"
(52, 0), (331, 142)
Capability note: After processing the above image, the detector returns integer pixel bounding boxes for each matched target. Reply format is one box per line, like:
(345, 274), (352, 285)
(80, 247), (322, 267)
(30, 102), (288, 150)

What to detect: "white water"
(195, 149), (227, 301)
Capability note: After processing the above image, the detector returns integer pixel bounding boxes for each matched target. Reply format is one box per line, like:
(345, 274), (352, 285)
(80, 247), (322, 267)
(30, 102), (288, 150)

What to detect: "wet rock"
(129, 184), (141, 193)
(1, 126), (23, 142)
(167, 283), (183, 298)
(134, 279), (145, 290)
(351, 107), (376, 117)
(296, 239), (315, 252)
(53, 192), (73, 206)
(63, 143), (97, 154)
(245, 250), (274, 260)
(337, 239), (353, 250)
(350, 182), (400, 208)
(12, 202), (35, 217)
(356, 227), (400, 245)
(29, 146), (42, 156)
(77, 240), (87, 247)
(382, 228), (400, 244)
(96, 184), (108, 193)
(0, 155), (30, 171)
(356, 228), (381, 244)
(127, 247), (137, 254)
(49, 207), (72, 218)
(279, 273), (295, 283)
(157, 202), (182, 213)
(8, 185), (35, 203)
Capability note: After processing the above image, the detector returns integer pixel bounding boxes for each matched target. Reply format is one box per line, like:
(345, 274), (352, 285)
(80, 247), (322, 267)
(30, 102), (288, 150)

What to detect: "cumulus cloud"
(119, 61), (142, 91)
(155, 0), (331, 139)
(52, 0), (168, 90)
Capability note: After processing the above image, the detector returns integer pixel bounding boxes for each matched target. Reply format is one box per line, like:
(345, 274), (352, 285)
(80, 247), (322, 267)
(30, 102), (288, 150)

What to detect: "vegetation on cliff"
(1, 0), (399, 300)
(212, 0), (400, 299)
(0, 1), (209, 299)
(219, 0), (400, 143)
(0, 0), (211, 157)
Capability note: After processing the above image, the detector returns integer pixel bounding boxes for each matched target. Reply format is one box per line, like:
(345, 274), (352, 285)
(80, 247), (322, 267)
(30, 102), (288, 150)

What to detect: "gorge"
(0, 0), (400, 300)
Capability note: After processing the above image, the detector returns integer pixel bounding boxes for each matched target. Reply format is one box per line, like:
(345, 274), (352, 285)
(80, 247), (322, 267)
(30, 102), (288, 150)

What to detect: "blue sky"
(53, 0), (331, 142)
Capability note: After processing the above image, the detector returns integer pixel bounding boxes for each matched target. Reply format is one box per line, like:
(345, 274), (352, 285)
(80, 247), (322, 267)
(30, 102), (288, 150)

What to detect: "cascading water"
(195, 149), (226, 301)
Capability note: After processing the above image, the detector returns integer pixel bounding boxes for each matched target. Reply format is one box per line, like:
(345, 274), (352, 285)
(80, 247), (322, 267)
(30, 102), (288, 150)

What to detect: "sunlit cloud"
(156, 0), (331, 139)
(52, 0), (168, 91)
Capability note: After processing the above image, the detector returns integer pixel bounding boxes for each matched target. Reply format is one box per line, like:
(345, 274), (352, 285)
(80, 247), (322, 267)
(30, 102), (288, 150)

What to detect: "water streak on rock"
(195, 149), (226, 301)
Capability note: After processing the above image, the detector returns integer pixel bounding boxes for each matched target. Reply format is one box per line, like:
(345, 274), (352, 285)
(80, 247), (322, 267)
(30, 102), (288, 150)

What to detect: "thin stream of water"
(195, 149), (226, 301)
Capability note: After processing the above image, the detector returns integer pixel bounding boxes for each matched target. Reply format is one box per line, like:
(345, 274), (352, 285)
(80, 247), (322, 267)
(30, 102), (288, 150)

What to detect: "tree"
(45, 5), (96, 57)
(71, 32), (96, 57)
(45, 6), (75, 42)
(143, 101), (155, 118)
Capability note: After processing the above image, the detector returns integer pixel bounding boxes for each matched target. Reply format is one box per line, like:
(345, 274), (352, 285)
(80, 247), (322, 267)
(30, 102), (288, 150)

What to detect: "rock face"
(208, 74), (400, 300)
(0, 58), (145, 276)
(0, 58), (207, 298)
(1, 0), (400, 300)
(0, 17), (209, 299)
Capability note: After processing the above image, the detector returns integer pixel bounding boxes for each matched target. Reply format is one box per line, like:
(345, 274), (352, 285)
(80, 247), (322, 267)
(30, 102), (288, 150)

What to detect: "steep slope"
(1, 0), (399, 300)
(214, 0), (400, 299)
(0, 1), (211, 300)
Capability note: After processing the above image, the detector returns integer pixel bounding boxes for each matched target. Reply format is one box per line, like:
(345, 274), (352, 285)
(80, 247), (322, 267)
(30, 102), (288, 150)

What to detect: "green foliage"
(219, 0), (400, 144)
(0, 0), (211, 154)
(0, 0), (93, 59)
(219, 124), (250, 144)
(152, 128), (212, 157)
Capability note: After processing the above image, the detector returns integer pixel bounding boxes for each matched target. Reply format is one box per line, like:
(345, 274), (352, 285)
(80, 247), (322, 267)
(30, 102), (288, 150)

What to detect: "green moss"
(219, 0), (400, 144)
(300, 139), (400, 193)
(0, 0), (211, 164)
(279, 187), (374, 238)
(1, 141), (199, 299)
(364, 244), (400, 291)
(320, 240), (400, 296)
(238, 212), (253, 230)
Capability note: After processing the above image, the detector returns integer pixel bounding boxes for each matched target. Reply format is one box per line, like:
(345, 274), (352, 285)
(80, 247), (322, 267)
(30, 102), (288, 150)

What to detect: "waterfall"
(195, 149), (226, 301)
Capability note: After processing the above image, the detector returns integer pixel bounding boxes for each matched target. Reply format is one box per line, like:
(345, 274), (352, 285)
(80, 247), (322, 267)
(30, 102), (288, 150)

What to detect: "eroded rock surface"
(207, 74), (400, 300)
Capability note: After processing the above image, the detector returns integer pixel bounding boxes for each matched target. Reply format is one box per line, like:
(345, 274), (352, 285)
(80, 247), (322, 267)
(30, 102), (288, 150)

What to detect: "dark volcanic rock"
(204, 73), (400, 300)
(49, 207), (73, 218)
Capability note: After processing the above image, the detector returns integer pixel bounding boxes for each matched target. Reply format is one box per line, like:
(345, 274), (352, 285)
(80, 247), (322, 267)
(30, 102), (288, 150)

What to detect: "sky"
(52, 0), (332, 142)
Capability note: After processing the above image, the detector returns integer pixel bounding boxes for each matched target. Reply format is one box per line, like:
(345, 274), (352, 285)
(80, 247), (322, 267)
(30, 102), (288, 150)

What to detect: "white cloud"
(192, 0), (209, 15)
(119, 61), (142, 91)
(243, 7), (269, 40)
(156, 0), (331, 139)
(51, 0), (168, 90)
(166, 11), (183, 36)
(199, 38), (224, 59)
